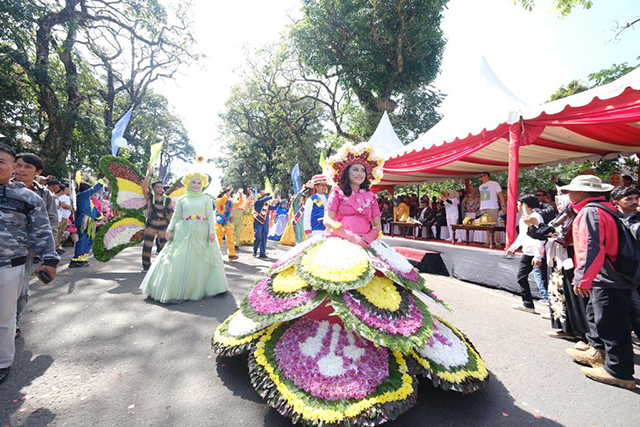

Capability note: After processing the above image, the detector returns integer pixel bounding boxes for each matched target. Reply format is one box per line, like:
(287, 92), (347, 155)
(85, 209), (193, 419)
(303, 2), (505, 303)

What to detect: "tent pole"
(464, 178), (471, 193)
(506, 124), (521, 247)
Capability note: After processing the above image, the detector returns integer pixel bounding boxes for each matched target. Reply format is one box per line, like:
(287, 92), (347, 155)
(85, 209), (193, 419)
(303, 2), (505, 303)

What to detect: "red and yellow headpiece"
(326, 143), (385, 186)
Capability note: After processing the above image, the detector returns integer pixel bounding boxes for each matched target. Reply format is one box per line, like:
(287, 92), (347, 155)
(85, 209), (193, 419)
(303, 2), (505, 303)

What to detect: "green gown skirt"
(140, 217), (228, 303)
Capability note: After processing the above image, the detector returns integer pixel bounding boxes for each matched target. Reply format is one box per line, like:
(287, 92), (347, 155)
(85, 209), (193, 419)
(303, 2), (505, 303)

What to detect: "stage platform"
(382, 236), (544, 299)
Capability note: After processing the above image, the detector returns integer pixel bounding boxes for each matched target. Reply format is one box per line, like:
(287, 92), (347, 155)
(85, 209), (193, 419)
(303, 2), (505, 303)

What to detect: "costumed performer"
(140, 174), (228, 303)
(303, 174), (329, 237)
(212, 142), (488, 427)
(292, 188), (307, 244)
(215, 186), (244, 261)
(268, 196), (289, 241)
(69, 180), (105, 268)
(230, 189), (247, 250)
(141, 163), (173, 272)
(238, 191), (255, 246)
(252, 191), (275, 258)
(279, 200), (296, 246)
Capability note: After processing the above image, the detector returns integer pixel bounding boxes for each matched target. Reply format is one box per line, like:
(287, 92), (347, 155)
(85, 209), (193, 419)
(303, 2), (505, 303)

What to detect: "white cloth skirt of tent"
(432, 225), (450, 241)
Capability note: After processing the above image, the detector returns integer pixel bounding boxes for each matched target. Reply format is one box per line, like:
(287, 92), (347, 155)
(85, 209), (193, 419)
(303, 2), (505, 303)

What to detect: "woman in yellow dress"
(279, 203), (296, 246)
(238, 196), (255, 245)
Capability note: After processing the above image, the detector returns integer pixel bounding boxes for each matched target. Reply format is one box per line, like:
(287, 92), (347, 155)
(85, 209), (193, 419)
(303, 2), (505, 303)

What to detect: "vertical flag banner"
(149, 141), (163, 167)
(111, 107), (134, 155)
(264, 177), (273, 194)
(319, 151), (326, 169)
(291, 163), (301, 194)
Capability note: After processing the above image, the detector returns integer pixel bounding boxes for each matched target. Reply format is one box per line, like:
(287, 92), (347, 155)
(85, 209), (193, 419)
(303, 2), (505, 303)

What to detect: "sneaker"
(258, 254), (268, 259)
(141, 267), (149, 273)
(0, 367), (10, 385)
(581, 366), (636, 390)
(228, 255), (239, 261)
(566, 346), (605, 367)
(253, 251), (257, 257)
(56, 248), (66, 254)
(512, 303), (537, 314)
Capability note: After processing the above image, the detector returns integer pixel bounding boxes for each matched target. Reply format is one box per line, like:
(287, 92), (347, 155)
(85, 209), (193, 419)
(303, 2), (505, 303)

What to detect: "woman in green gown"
(140, 174), (228, 303)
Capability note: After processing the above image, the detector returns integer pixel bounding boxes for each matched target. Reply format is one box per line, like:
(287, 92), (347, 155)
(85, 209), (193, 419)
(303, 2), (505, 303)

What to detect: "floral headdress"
(326, 143), (385, 186)
(182, 172), (209, 189)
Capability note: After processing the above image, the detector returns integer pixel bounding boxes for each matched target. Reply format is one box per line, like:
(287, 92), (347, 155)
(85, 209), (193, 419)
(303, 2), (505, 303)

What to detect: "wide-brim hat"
(559, 175), (614, 193)
(326, 143), (385, 186)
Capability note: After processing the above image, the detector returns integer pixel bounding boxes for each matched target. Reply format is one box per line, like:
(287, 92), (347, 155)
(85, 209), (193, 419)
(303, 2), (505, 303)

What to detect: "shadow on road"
(0, 348), (54, 425)
(212, 354), (565, 427)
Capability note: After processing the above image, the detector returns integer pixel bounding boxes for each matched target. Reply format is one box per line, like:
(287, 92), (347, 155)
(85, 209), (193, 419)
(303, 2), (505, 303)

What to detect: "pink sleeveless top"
(326, 187), (381, 237)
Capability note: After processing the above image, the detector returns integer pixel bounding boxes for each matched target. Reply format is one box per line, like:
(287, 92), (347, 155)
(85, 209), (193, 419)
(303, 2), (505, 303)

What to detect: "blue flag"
(291, 163), (301, 194)
(111, 107), (133, 155)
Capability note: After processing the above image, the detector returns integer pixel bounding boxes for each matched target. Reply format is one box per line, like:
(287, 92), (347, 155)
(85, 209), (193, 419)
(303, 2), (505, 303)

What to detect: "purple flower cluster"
(119, 197), (146, 209)
(343, 292), (423, 336)
(390, 265), (419, 281)
(249, 279), (316, 315)
(370, 255), (419, 282)
(428, 323), (452, 348)
(274, 318), (389, 400)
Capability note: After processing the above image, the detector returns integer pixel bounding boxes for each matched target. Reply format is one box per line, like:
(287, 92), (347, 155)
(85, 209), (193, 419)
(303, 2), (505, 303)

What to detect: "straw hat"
(559, 175), (614, 193)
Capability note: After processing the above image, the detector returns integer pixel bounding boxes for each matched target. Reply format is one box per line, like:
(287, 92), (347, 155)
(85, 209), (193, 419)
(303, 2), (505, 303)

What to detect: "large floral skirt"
(212, 235), (488, 426)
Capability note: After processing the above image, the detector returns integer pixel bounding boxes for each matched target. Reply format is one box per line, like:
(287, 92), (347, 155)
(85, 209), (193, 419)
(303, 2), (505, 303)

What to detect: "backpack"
(586, 202), (640, 286)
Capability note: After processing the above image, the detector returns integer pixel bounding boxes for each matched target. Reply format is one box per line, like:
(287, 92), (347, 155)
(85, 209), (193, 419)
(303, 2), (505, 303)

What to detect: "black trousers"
(517, 255), (536, 308)
(586, 287), (634, 380)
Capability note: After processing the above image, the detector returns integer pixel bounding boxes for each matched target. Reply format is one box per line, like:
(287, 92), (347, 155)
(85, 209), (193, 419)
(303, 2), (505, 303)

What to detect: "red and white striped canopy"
(380, 67), (640, 186)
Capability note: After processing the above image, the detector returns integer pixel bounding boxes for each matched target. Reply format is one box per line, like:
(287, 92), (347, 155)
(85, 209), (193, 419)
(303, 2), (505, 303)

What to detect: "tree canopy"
(0, 0), (197, 175)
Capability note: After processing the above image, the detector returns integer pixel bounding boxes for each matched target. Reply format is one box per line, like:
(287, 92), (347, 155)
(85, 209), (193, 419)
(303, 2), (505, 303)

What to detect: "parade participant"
(560, 175), (636, 389)
(268, 196), (289, 241)
(230, 190), (247, 250)
(55, 184), (73, 253)
(292, 191), (307, 244)
(215, 186), (244, 261)
(140, 174), (228, 303)
(0, 144), (59, 384)
(238, 191), (255, 246)
(303, 174), (329, 236)
(252, 191), (274, 258)
(212, 142), (488, 426)
(442, 190), (460, 242)
(69, 181), (105, 268)
(278, 200), (296, 246)
(141, 164), (173, 272)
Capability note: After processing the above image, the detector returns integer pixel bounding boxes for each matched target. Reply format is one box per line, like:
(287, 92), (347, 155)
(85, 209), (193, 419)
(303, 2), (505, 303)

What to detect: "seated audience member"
(622, 174), (633, 188)
(609, 172), (623, 187)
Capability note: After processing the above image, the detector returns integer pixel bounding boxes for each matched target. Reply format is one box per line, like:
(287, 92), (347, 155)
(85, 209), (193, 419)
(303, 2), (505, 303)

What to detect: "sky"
(156, 0), (640, 192)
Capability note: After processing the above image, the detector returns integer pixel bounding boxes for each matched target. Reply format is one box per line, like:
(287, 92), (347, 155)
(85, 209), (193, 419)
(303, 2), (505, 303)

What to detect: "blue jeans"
(532, 267), (549, 300)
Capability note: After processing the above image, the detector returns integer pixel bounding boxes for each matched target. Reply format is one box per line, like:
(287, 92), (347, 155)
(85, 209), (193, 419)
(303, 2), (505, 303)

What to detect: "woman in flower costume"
(238, 194), (255, 246)
(140, 174), (228, 303)
(212, 143), (488, 426)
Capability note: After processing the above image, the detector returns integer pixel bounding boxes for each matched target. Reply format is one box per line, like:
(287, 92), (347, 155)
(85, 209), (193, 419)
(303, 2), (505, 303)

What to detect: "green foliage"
(291, 0), (446, 138)
(513, 0), (593, 16)
(217, 44), (326, 195)
(0, 0), (197, 177)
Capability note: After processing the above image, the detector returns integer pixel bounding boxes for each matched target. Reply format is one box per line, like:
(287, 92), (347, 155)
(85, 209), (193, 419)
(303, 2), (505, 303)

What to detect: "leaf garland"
(248, 322), (418, 426)
(410, 315), (489, 394)
(212, 311), (278, 357)
(330, 292), (434, 355)
(240, 278), (328, 323)
(99, 155), (146, 215)
(93, 213), (147, 262)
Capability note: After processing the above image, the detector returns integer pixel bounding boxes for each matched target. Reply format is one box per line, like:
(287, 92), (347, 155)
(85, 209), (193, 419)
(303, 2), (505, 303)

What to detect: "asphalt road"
(1, 239), (638, 427)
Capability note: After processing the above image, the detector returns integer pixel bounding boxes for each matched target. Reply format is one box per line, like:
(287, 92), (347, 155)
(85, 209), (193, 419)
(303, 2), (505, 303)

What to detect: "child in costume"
(212, 143), (488, 426)
(69, 181), (105, 268)
(215, 186), (244, 261)
(141, 164), (173, 271)
(140, 174), (227, 303)
(252, 192), (275, 258)
(238, 193), (255, 246)
(303, 174), (329, 237)
(268, 197), (289, 241)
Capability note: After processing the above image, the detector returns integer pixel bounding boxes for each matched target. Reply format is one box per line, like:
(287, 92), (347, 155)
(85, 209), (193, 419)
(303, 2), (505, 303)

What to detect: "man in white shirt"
(478, 171), (505, 223)
(56, 184), (73, 252)
(441, 190), (459, 241)
(505, 194), (544, 314)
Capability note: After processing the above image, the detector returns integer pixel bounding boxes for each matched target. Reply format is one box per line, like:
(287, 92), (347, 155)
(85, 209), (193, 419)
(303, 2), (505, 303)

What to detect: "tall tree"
(291, 0), (446, 138)
(0, 0), (197, 174)
(217, 45), (325, 193)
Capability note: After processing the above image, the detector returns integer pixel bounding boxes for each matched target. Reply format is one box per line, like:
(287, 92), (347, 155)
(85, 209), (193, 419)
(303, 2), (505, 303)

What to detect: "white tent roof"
(368, 111), (405, 155)
(388, 56), (531, 159)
